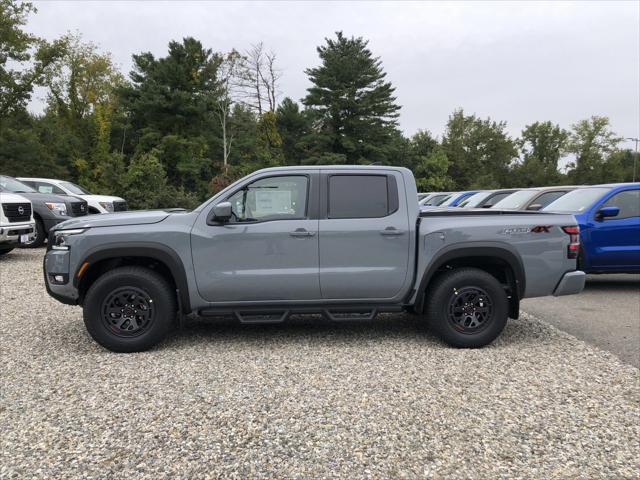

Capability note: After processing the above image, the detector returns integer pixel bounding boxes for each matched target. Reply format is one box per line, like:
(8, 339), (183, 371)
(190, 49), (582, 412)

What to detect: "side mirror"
(210, 201), (232, 223)
(527, 203), (543, 211)
(596, 206), (619, 219)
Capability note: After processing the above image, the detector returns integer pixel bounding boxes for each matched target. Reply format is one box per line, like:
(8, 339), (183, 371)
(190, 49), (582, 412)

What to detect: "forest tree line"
(1, 1), (637, 209)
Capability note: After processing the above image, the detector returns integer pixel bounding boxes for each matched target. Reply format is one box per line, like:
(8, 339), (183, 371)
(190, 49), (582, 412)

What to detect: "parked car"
(491, 186), (578, 211)
(543, 183), (640, 273)
(418, 192), (452, 206)
(438, 191), (481, 207)
(43, 165), (584, 352)
(0, 192), (36, 255)
(0, 175), (89, 247)
(17, 177), (127, 214)
(457, 189), (519, 208)
(417, 192), (431, 202)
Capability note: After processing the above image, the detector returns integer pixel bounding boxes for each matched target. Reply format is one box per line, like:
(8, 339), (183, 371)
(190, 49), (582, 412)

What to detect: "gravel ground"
(1, 249), (639, 479)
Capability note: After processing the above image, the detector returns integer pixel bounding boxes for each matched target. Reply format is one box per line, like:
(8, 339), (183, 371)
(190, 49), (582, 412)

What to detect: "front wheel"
(24, 217), (45, 248)
(83, 266), (176, 352)
(425, 268), (509, 348)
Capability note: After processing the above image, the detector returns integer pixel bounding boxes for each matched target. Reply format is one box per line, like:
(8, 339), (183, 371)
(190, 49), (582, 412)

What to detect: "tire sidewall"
(24, 218), (45, 248)
(428, 269), (509, 348)
(83, 269), (175, 352)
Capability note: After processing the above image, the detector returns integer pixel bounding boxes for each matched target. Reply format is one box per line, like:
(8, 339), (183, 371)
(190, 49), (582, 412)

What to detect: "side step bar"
(198, 305), (405, 324)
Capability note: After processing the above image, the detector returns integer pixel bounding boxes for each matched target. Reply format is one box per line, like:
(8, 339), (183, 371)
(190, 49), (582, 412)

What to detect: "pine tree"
(303, 32), (401, 164)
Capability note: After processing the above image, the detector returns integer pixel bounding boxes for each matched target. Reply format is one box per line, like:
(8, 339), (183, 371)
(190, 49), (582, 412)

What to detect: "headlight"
(52, 228), (86, 250)
(99, 201), (114, 212)
(45, 202), (68, 216)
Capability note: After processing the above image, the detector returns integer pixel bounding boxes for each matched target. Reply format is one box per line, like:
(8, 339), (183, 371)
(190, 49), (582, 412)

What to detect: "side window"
(531, 191), (566, 209)
(602, 190), (640, 220)
(36, 182), (65, 195)
(485, 192), (511, 206)
(328, 174), (396, 219)
(226, 176), (308, 222)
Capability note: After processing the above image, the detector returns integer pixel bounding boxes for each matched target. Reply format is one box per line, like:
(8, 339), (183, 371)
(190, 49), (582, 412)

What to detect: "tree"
(239, 42), (281, 114)
(303, 31), (401, 164)
(441, 109), (517, 189)
(119, 37), (222, 195)
(405, 130), (453, 191)
(566, 116), (622, 184)
(0, 0), (66, 116)
(276, 98), (311, 164)
(512, 121), (568, 186)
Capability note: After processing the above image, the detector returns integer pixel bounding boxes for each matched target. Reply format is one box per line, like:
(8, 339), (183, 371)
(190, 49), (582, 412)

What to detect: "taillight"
(562, 225), (580, 259)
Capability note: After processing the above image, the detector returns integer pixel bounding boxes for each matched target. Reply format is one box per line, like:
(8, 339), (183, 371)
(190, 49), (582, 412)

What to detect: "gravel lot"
(1, 249), (639, 479)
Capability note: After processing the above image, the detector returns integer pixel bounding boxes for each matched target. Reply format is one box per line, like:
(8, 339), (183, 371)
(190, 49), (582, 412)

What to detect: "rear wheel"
(83, 266), (176, 352)
(425, 268), (508, 348)
(24, 217), (45, 248)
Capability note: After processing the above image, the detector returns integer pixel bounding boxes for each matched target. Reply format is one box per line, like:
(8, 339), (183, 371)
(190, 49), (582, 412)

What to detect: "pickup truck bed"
(44, 166), (585, 352)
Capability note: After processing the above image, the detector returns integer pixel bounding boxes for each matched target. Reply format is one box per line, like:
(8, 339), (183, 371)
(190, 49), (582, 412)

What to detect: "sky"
(26, 1), (640, 146)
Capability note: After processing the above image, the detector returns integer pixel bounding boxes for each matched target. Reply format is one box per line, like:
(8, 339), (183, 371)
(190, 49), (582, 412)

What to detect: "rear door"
(589, 188), (640, 269)
(318, 171), (411, 300)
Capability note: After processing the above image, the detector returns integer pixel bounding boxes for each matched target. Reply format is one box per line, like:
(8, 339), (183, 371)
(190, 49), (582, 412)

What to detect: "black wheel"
(83, 266), (176, 352)
(425, 268), (508, 348)
(24, 217), (45, 248)
(0, 247), (14, 255)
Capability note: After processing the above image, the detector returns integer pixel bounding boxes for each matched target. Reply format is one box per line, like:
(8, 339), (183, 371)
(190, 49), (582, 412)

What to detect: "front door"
(590, 189), (640, 270)
(318, 172), (411, 300)
(191, 174), (321, 302)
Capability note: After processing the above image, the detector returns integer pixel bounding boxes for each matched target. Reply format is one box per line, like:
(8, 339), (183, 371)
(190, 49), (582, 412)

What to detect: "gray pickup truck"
(44, 166), (585, 352)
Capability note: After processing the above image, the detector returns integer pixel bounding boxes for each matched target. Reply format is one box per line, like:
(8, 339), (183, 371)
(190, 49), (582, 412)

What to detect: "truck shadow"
(163, 314), (544, 351)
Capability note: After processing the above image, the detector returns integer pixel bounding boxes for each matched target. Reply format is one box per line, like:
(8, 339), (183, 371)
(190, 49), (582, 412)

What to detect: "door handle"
(289, 228), (316, 237)
(380, 227), (405, 236)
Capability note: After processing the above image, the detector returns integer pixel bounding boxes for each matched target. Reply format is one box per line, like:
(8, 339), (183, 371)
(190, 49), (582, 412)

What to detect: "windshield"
(543, 187), (610, 213)
(433, 194), (453, 206)
(60, 181), (91, 195)
(492, 190), (537, 209)
(0, 176), (36, 193)
(459, 191), (490, 208)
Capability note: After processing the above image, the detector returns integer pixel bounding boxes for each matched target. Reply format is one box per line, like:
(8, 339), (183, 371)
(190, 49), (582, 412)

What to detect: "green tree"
(255, 111), (284, 166)
(406, 130), (453, 191)
(0, 0), (66, 116)
(119, 37), (222, 196)
(441, 109), (517, 189)
(303, 32), (401, 164)
(566, 116), (622, 184)
(512, 121), (568, 186)
(276, 97), (311, 164)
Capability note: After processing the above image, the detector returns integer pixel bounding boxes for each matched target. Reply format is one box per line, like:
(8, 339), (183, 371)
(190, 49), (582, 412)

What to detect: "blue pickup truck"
(543, 183), (640, 273)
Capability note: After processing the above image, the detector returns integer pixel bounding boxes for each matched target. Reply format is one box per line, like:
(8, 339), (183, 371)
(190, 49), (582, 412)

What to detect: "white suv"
(17, 178), (127, 214)
(0, 192), (36, 255)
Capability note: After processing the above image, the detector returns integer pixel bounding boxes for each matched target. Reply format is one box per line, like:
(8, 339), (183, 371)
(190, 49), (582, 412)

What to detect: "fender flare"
(415, 243), (526, 312)
(74, 242), (191, 313)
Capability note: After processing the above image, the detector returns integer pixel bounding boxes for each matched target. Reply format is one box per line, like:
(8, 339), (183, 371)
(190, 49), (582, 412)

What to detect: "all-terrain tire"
(83, 266), (176, 352)
(425, 268), (509, 348)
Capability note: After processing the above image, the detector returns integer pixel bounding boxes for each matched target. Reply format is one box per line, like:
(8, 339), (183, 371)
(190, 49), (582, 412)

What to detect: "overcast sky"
(27, 1), (640, 145)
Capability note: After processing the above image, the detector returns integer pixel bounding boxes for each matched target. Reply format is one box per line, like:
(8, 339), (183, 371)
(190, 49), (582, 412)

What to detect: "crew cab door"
(191, 172), (321, 302)
(589, 188), (640, 270)
(318, 171), (411, 300)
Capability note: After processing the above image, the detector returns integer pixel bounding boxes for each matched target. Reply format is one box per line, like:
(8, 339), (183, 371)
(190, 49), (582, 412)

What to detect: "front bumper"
(43, 248), (79, 305)
(0, 221), (35, 245)
(553, 270), (586, 296)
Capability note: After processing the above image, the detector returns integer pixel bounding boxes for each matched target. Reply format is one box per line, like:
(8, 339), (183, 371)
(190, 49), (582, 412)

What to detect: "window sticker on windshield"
(255, 190), (292, 216)
(39, 186), (53, 194)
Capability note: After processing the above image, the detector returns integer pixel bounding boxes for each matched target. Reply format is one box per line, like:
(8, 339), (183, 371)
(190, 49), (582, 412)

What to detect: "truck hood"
(7, 191), (72, 204)
(0, 192), (32, 204)
(53, 210), (172, 230)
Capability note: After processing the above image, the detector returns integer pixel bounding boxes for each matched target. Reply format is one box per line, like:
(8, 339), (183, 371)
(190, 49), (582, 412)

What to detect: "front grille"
(2, 203), (31, 223)
(70, 201), (88, 216)
(113, 201), (128, 212)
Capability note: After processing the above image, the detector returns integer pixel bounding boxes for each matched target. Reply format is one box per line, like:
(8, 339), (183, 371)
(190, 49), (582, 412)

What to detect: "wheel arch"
(414, 244), (525, 318)
(75, 243), (191, 313)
